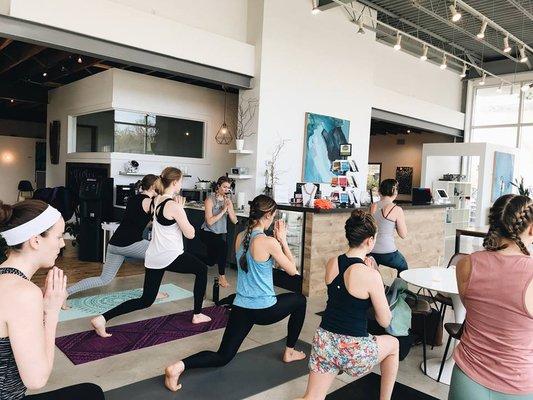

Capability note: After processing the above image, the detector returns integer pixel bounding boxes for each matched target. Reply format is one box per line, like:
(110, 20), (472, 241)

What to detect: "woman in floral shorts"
(298, 210), (399, 400)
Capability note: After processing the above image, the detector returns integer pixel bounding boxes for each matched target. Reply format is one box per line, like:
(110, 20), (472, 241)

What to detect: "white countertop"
(184, 203), (249, 218)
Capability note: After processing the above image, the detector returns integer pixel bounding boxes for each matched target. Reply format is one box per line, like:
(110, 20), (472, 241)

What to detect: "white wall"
(0, 136), (41, 203)
(6, 0), (254, 77)
(47, 68), (237, 191)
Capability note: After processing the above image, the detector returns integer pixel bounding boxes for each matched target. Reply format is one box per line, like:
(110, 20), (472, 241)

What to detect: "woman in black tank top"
(298, 210), (399, 400)
(64, 174), (168, 306)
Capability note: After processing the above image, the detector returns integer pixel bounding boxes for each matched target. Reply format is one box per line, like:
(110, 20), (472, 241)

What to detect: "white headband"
(1, 206), (62, 246)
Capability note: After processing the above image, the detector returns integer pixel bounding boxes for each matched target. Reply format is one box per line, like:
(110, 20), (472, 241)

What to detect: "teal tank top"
(233, 230), (277, 309)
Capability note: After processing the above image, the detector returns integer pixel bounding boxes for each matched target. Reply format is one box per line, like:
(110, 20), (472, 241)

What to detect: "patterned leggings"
(67, 240), (150, 296)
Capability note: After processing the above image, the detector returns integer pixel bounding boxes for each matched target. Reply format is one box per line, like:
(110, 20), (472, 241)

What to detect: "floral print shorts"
(309, 327), (379, 378)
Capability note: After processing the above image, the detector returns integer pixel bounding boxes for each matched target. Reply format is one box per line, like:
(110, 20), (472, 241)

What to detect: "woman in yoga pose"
(0, 199), (104, 399)
(199, 176), (238, 288)
(298, 210), (399, 400)
(164, 194), (307, 391)
(64, 174), (167, 307)
(91, 167), (211, 337)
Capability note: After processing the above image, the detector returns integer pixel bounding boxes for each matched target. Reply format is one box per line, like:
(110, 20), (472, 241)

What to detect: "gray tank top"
(201, 194), (227, 234)
(372, 201), (398, 254)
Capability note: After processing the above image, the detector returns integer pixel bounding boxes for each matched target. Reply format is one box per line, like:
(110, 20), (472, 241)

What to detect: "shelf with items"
(119, 171), (192, 177)
(229, 149), (253, 154)
(433, 180), (473, 239)
(228, 174), (252, 180)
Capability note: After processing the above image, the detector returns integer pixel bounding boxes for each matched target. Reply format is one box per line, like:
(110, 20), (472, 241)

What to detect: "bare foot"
(283, 347), (306, 363)
(91, 315), (112, 338)
(218, 275), (230, 288)
(192, 313), (212, 324)
(156, 291), (169, 300)
(164, 361), (184, 392)
(61, 300), (71, 310)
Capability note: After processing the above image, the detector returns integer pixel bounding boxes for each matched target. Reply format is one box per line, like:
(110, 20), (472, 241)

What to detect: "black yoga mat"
(106, 339), (311, 400)
(326, 372), (440, 400)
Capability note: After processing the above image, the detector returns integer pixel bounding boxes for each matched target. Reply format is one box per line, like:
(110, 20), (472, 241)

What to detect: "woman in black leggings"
(164, 195), (307, 391)
(91, 167), (211, 337)
(0, 199), (104, 400)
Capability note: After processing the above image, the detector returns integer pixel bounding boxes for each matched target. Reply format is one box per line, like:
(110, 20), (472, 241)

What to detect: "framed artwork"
(303, 112), (350, 183)
(367, 163), (382, 191)
(395, 166), (413, 195)
(340, 143), (352, 157)
(492, 152), (514, 202)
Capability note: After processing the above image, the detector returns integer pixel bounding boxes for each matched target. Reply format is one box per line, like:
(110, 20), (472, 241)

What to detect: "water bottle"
(213, 277), (220, 304)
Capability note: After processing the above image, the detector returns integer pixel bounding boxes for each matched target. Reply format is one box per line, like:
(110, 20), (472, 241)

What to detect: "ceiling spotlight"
(521, 83), (531, 92)
(10, 99), (14, 103)
(42, 72), (47, 77)
(185, 131), (190, 136)
(503, 36), (512, 53)
(496, 81), (503, 93)
(393, 34), (402, 51)
(407, 129), (411, 133)
(460, 64), (467, 78)
(356, 17), (365, 35)
(519, 46), (528, 63)
(311, 0), (321, 15)
(440, 54), (447, 70)
(449, 1), (461, 22)
(477, 19), (488, 39)
(420, 45), (428, 61)
(77, 56), (83, 64)
(479, 73), (486, 86)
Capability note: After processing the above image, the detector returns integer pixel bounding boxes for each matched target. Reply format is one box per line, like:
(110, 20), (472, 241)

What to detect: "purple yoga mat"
(56, 306), (229, 365)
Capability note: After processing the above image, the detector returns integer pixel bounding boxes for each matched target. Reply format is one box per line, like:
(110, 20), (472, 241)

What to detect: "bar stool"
(406, 296), (432, 374)
(438, 322), (464, 382)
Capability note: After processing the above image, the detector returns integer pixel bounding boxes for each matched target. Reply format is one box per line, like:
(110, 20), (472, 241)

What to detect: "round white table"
(101, 222), (119, 262)
(400, 267), (466, 385)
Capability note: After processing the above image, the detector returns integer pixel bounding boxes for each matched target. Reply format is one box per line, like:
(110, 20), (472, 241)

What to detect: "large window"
(469, 82), (533, 188)
(75, 110), (204, 158)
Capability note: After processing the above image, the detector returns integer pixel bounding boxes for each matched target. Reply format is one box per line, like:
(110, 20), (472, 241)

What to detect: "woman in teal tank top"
(164, 195), (308, 392)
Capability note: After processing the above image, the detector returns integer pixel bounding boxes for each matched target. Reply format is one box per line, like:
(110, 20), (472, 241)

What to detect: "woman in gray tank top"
(200, 176), (238, 288)
(369, 179), (409, 272)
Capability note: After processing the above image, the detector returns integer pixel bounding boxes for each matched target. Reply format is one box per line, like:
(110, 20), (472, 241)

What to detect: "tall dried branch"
(236, 97), (259, 139)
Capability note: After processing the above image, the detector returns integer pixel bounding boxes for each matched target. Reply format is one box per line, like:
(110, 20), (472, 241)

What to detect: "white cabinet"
(433, 181), (473, 238)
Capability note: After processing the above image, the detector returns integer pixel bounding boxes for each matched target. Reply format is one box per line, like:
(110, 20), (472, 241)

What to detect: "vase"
(236, 139), (244, 151)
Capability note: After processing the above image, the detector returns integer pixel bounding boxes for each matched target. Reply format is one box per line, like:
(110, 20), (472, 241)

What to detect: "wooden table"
(455, 226), (488, 254)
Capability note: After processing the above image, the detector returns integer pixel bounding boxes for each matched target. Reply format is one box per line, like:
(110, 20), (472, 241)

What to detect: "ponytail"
(155, 167), (182, 195)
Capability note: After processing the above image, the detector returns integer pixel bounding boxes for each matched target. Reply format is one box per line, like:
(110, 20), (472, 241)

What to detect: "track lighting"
(10, 99), (14, 103)
(479, 73), (486, 86)
(519, 46), (528, 63)
(77, 56), (83, 64)
(42, 72), (47, 77)
(449, 1), (461, 22)
(356, 17), (365, 35)
(420, 45), (428, 61)
(503, 36), (512, 53)
(476, 19), (487, 39)
(311, 0), (321, 15)
(393, 34), (402, 51)
(440, 54), (447, 70)
(459, 64), (467, 78)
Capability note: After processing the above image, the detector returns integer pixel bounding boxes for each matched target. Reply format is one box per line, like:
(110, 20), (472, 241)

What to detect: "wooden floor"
(31, 240), (145, 289)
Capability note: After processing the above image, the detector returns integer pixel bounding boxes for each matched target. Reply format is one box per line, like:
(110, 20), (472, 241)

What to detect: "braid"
(483, 227), (507, 251)
(239, 219), (256, 273)
(506, 203), (533, 256)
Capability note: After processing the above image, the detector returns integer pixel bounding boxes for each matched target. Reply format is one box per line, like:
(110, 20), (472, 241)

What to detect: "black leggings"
(25, 383), (104, 399)
(182, 293), (307, 369)
(199, 230), (227, 276)
(103, 252), (208, 320)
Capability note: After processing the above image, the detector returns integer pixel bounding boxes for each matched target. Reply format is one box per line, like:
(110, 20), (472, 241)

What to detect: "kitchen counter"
(276, 203), (454, 213)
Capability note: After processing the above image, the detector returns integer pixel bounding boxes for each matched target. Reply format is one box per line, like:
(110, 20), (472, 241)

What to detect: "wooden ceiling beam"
(2, 49), (71, 82)
(0, 38), (13, 52)
(0, 44), (45, 74)
(0, 82), (48, 104)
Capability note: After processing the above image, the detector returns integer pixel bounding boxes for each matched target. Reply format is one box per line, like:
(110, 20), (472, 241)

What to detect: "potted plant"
(235, 97), (259, 151)
(510, 177), (531, 197)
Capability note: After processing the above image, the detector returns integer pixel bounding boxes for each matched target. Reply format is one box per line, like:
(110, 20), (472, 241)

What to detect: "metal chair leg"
(432, 303), (447, 350)
(438, 333), (453, 382)
(422, 316), (427, 374)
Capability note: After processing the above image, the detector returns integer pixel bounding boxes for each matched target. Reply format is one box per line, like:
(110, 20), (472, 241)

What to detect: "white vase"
(236, 139), (244, 151)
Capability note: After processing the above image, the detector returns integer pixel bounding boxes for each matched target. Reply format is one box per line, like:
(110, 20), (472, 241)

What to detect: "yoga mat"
(59, 283), (193, 322)
(326, 372), (440, 400)
(56, 306), (228, 365)
(105, 339), (311, 400)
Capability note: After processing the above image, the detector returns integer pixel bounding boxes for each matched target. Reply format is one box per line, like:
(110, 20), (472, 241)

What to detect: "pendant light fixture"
(215, 86), (233, 145)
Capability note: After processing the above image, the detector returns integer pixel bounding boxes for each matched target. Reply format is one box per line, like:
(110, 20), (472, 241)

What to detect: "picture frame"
(339, 143), (352, 157)
(367, 163), (382, 190)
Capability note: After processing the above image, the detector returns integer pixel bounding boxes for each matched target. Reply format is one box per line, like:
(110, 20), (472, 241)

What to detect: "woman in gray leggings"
(64, 174), (166, 307)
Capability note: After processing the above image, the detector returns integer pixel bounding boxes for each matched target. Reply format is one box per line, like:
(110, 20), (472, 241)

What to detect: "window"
(522, 87), (533, 123)
(470, 127), (518, 147)
(519, 126), (533, 187)
(472, 85), (520, 126)
(74, 110), (204, 158)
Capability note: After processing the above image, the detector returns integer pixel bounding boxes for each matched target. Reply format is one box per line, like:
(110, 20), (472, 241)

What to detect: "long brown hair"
(345, 209), (377, 247)
(484, 194), (533, 255)
(239, 195), (277, 273)
(0, 200), (50, 260)
(154, 167), (182, 195)
(137, 174), (158, 192)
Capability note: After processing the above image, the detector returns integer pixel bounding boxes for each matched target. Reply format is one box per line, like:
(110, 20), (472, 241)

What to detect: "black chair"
(438, 322), (464, 382)
(17, 180), (34, 201)
(406, 296), (432, 374)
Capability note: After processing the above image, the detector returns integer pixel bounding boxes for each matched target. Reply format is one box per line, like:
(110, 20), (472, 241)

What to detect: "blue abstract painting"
(492, 152), (514, 202)
(303, 112), (350, 183)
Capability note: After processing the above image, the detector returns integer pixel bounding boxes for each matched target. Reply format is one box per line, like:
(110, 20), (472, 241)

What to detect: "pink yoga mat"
(56, 306), (229, 365)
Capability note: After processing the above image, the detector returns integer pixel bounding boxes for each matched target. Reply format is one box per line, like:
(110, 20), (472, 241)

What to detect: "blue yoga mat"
(59, 283), (193, 322)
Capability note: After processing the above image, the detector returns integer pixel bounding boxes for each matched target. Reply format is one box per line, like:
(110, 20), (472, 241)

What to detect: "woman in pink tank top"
(450, 194), (533, 400)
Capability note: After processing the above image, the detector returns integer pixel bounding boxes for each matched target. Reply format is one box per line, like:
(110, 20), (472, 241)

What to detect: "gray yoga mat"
(106, 339), (311, 400)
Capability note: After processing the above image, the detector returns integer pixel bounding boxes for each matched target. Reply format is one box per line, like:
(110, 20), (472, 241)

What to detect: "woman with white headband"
(0, 200), (104, 400)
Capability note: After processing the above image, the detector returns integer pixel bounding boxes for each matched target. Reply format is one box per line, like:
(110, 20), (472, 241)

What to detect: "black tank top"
(320, 255), (372, 337)
(0, 268), (28, 400)
(109, 193), (153, 247)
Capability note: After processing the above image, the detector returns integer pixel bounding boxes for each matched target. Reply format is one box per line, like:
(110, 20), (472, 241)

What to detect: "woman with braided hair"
(164, 194), (307, 392)
(450, 194), (533, 400)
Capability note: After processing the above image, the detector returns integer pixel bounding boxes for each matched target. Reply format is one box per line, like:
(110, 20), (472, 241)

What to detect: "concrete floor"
(31, 266), (453, 399)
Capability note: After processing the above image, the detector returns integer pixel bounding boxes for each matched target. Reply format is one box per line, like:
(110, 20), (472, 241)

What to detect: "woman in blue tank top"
(164, 195), (308, 392)
(298, 210), (399, 400)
